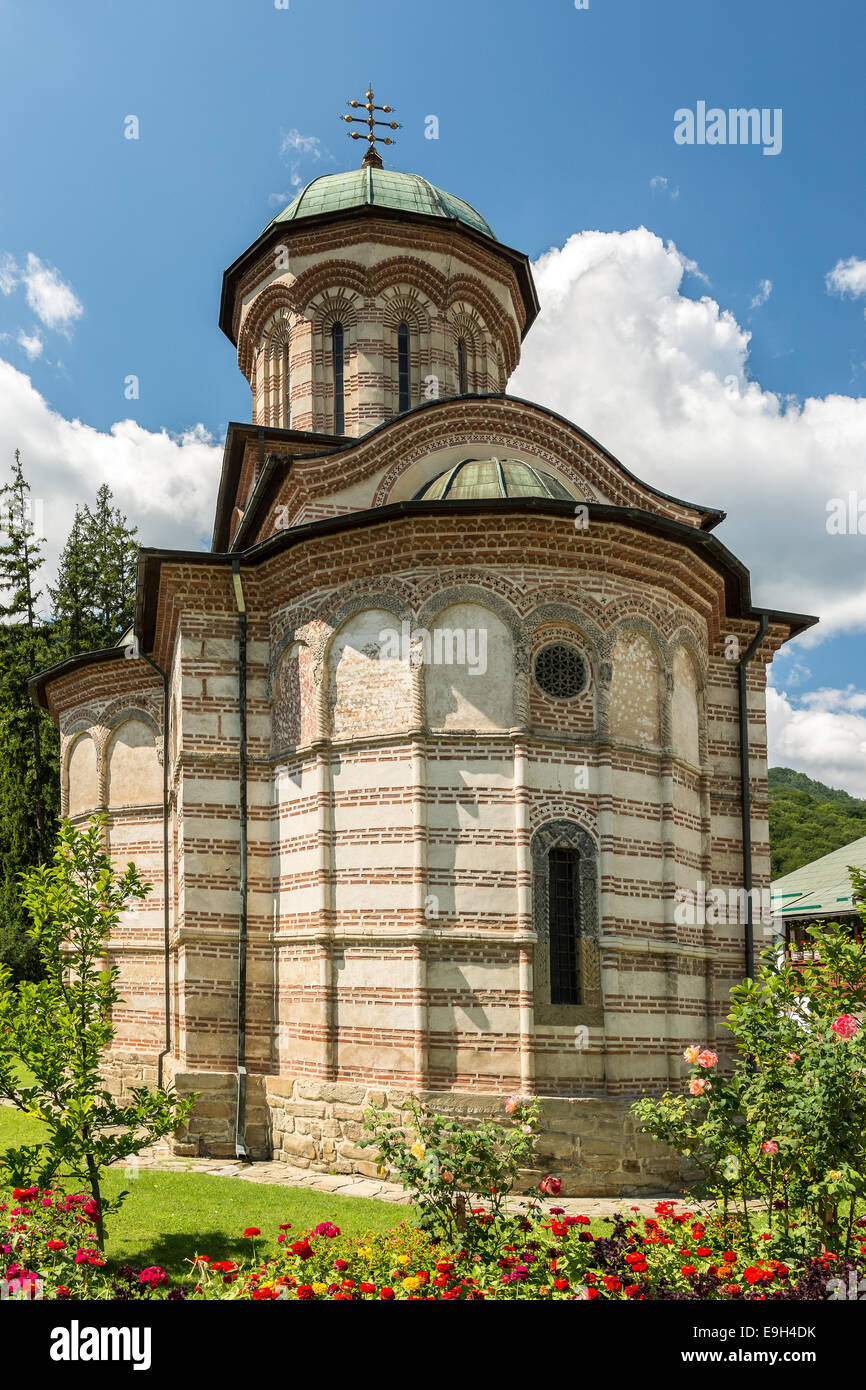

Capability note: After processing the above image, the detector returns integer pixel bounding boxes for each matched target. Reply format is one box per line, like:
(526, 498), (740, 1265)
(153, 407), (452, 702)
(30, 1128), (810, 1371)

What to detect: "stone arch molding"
(525, 601), (605, 662)
(530, 818), (603, 1026)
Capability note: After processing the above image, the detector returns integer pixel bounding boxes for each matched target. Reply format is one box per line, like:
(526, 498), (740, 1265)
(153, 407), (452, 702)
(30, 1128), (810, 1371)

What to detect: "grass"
(0, 1102), (405, 1278)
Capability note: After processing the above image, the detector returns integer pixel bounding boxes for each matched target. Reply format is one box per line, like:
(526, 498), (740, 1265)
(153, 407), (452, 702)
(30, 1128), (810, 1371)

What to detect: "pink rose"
(683, 1046), (700, 1064)
(689, 1079), (707, 1096)
(761, 1141), (779, 1156)
(698, 1050), (718, 1069)
(831, 1014), (859, 1040)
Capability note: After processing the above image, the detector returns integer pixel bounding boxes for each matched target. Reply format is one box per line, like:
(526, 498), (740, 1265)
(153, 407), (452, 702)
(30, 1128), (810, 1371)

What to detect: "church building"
(31, 96), (815, 1193)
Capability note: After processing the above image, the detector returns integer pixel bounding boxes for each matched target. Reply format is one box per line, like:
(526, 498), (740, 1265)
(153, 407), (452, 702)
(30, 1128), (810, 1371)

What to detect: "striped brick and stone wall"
(38, 499), (790, 1191)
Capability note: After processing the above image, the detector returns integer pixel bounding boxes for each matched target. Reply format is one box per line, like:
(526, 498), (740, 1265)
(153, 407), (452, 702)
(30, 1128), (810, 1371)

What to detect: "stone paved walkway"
(110, 1142), (711, 1218)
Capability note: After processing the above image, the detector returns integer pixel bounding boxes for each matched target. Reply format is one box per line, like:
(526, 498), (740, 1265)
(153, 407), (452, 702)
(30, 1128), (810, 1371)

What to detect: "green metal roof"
(770, 834), (866, 920)
(414, 458), (576, 502)
(268, 167), (496, 240)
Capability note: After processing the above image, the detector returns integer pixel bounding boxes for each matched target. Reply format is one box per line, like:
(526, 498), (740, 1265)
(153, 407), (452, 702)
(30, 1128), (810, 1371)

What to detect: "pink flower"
(689, 1079), (707, 1096)
(698, 1050), (718, 1069)
(761, 1141), (779, 1156)
(683, 1046), (701, 1064)
(505, 1095), (520, 1114)
(539, 1174), (562, 1196)
(139, 1266), (167, 1288)
(831, 1014), (859, 1040)
(784, 1051), (799, 1063)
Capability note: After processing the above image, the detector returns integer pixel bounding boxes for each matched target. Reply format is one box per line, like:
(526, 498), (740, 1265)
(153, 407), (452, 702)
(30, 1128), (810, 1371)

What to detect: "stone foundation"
(104, 1054), (687, 1193)
(263, 1079), (687, 1196)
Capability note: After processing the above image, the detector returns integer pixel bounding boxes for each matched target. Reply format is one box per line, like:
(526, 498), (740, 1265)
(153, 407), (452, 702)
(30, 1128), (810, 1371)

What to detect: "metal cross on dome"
(341, 86), (401, 167)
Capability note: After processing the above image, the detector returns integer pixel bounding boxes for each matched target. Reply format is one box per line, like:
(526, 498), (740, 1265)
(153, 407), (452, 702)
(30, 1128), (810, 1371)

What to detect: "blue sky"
(1, 0), (864, 790)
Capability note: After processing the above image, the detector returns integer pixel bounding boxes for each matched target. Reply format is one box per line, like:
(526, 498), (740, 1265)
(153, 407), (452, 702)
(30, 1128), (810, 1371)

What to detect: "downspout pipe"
(232, 559), (250, 1160)
(737, 612), (769, 980)
(138, 649), (172, 1091)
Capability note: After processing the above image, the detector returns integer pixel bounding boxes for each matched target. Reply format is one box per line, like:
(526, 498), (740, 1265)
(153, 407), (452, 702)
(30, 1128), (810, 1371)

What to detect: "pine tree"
(49, 506), (90, 654)
(0, 451), (59, 980)
(49, 483), (139, 654)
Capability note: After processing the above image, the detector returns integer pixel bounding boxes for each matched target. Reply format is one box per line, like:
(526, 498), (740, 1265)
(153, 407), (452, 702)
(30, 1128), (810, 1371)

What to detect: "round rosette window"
(533, 643), (588, 700)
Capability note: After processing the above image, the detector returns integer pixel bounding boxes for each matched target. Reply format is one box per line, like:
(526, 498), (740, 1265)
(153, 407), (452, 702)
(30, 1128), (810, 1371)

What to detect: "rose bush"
(358, 1093), (541, 1244)
(633, 903), (866, 1261)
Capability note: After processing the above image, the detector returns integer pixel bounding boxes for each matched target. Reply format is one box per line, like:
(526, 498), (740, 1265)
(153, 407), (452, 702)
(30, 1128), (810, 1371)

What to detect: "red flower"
(46, 1240), (65, 1251)
(602, 1275), (621, 1292)
(539, 1174), (562, 1196)
(243, 1228), (261, 1238)
(681, 1265), (697, 1277)
(379, 1287), (395, 1300)
(359, 1282), (375, 1294)
(55, 1286), (71, 1299)
(296, 1285), (314, 1300)
(553, 1278), (569, 1291)
(252, 1287), (278, 1300)
(696, 1246), (712, 1257)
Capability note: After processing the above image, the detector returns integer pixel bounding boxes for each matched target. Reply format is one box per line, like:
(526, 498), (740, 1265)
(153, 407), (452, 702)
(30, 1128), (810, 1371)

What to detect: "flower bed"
(5, 1186), (866, 1300)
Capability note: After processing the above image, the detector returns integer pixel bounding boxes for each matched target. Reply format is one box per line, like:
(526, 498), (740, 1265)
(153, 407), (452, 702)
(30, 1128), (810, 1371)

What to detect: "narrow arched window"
(282, 342), (291, 429)
(457, 337), (468, 394)
(398, 321), (411, 413)
(548, 848), (581, 1004)
(332, 322), (345, 434)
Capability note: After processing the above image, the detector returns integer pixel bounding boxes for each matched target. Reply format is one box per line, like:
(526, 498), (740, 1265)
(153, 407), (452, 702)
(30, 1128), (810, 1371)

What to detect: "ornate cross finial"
(341, 86), (401, 168)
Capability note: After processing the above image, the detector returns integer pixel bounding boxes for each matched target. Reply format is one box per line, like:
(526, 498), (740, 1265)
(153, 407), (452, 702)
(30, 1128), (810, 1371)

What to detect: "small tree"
(0, 818), (194, 1247)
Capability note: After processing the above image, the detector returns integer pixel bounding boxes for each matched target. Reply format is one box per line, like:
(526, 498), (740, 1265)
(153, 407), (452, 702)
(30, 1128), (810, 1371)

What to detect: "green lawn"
(0, 1102), (404, 1278)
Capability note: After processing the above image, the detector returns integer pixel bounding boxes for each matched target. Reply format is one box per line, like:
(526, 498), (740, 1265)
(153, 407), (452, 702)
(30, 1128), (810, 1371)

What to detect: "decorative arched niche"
(328, 607), (413, 739)
(272, 641), (316, 751)
(608, 630), (662, 750)
(671, 644), (702, 766)
(422, 600), (515, 731)
(67, 732), (99, 818)
(531, 820), (602, 1026)
(106, 717), (162, 808)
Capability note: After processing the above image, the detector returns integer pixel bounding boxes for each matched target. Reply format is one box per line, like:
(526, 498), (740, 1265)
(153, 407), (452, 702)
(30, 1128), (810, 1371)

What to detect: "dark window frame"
(397, 321), (411, 414)
(332, 321), (345, 434)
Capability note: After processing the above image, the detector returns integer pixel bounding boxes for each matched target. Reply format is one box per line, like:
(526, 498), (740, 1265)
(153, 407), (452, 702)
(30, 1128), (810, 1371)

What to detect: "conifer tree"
(0, 451), (58, 979)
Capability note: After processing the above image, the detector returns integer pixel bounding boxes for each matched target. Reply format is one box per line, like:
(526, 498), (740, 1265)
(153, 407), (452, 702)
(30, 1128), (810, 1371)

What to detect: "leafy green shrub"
(633, 880), (866, 1260)
(359, 1094), (541, 1242)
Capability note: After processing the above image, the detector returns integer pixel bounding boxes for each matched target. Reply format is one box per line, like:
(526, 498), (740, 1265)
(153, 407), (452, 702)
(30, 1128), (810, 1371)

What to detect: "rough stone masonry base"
(106, 1054), (687, 1196)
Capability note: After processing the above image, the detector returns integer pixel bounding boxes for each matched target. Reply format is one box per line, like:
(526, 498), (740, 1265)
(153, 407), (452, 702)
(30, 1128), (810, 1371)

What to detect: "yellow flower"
(397, 1253), (411, 1266)
(539, 1285), (549, 1296)
(312, 1282), (328, 1295)
(829, 1170), (842, 1181)
(402, 1276), (421, 1292)
(410, 1142), (426, 1161)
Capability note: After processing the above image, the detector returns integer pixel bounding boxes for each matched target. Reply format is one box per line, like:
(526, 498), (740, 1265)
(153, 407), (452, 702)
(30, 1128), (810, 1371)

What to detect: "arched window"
(548, 848), (581, 1005)
(281, 342), (291, 429)
(530, 820), (601, 1022)
(457, 337), (468, 394)
(332, 321), (345, 434)
(397, 321), (411, 413)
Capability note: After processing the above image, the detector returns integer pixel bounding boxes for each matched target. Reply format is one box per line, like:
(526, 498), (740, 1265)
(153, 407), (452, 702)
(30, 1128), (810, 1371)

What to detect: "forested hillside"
(768, 767), (866, 878)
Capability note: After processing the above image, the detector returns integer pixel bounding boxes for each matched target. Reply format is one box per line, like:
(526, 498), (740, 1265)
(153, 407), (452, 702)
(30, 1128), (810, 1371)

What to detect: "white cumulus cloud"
(511, 228), (866, 645)
(0, 359), (221, 607)
(767, 686), (866, 797)
(21, 253), (83, 333)
(826, 255), (866, 301)
(16, 329), (43, 360)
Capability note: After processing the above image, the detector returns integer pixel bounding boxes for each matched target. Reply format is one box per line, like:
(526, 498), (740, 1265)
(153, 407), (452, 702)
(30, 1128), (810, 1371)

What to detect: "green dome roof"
(269, 167), (496, 240)
(415, 458), (576, 502)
